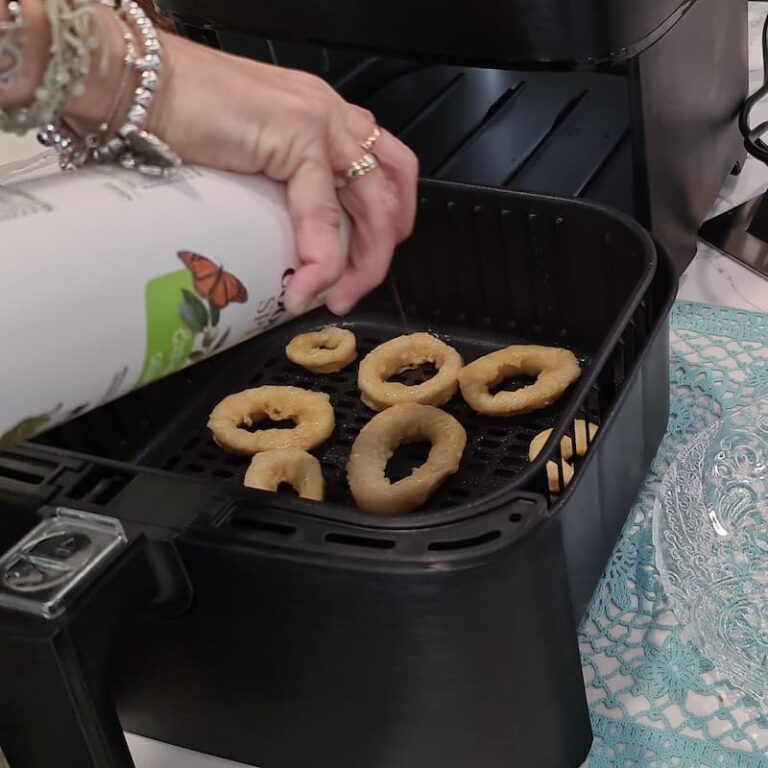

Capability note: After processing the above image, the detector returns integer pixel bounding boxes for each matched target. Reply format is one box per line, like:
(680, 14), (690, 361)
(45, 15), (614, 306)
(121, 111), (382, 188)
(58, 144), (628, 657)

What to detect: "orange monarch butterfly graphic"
(177, 250), (249, 309)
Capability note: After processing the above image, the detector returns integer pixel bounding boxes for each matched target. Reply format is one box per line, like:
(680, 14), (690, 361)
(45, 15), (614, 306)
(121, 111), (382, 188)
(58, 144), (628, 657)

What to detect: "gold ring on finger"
(360, 126), (382, 152)
(345, 152), (379, 182)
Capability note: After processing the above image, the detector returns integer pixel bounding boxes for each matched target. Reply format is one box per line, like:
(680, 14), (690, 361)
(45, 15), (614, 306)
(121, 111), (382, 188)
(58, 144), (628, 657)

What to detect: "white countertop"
(2, 18), (768, 764)
(127, 735), (253, 768)
(680, 243), (768, 312)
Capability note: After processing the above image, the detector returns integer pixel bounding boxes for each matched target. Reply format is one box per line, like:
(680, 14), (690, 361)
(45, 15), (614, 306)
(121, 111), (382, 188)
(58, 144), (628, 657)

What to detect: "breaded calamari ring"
(244, 448), (325, 501)
(459, 345), (581, 416)
(208, 386), (334, 455)
(347, 403), (467, 514)
(528, 419), (599, 492)
(286, 327), (357, 374)
(358, 333), (463, 411)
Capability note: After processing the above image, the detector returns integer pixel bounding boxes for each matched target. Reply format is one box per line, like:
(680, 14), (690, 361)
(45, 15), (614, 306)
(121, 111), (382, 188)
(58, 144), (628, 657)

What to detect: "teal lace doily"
(581, 301), (768, 767)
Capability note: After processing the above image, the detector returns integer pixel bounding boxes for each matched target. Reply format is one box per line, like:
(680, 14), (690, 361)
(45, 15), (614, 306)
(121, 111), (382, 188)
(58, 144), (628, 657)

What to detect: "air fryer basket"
(31, 178), (665, 625)
(39, 179), (656, 517)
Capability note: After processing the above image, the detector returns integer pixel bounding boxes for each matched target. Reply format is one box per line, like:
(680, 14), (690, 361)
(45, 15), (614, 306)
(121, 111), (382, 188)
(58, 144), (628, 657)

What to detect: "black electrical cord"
(740, 11), (768, 163)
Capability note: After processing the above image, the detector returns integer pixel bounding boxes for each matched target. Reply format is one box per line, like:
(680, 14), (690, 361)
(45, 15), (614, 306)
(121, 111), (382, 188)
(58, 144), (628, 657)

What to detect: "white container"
(0, 159), (343, 446)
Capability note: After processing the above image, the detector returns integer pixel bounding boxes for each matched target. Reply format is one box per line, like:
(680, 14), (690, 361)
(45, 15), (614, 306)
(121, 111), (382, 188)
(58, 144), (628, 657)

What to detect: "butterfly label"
(135, 252), (255, 389)
(0, 163), (305, 448)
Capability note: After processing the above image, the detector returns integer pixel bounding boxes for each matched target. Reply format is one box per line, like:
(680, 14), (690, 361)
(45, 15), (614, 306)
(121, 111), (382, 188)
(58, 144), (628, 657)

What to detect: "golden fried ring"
(286, 327), (357, 374)
(357, 333), (464, 411)
(208, 386), (334, 455)
(528, 420), (599, 492)
(459, 345), (581, 416)
(347, 403), (467, 515)
(244, 448), (325, 501)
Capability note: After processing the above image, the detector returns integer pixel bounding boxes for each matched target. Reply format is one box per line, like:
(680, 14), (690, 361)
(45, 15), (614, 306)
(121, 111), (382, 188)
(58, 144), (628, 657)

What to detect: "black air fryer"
(0, 181), (675, 768)
(155, 0), (749, 271)
(0, 1), (745, 767)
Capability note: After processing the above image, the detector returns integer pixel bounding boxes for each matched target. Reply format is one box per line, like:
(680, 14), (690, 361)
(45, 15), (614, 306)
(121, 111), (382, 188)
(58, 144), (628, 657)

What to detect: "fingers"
(326, 170), (398, 315)
(376, 130), (419, 241)
(321, 120), (417, 315)
(283, 158), (347, 316)
(342, 110), (419, 242)
(283, 100), (418, 316)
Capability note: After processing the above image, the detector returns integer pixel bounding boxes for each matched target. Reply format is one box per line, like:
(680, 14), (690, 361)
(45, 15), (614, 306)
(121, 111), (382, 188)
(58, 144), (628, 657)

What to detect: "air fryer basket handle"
(0, 509), (187, 768)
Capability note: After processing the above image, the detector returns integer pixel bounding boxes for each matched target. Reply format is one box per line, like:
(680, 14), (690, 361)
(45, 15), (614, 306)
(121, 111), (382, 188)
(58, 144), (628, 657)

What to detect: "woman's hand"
(4, 0), (417, 316)
(146, 34), (419, 316)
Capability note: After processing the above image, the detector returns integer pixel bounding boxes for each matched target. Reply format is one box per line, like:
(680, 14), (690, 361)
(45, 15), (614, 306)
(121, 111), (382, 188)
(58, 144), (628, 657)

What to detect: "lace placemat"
(581, 300), (768, 768)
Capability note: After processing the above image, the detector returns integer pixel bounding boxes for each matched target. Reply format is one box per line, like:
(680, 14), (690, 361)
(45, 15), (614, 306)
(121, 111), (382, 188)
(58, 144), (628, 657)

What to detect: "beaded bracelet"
(0, 0), (102, 135)
(0, 1), (24, 89)
(37, 15), (134, 167)
(38, 0), (180, 176)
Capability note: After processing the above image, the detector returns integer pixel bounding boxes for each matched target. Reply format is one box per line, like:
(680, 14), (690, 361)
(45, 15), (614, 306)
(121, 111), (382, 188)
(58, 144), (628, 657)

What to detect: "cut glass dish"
(654, 397), (768, 703)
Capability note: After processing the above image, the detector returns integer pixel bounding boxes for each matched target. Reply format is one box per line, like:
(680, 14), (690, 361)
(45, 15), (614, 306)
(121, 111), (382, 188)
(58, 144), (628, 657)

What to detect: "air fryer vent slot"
(0, 465), (44, 485)
(428, 530), (501, 551)
(325, 532), (395, 550)
(65, 465), (133, 505)
(0, 451), (58, 470)
(0, 452), (54, 486)
(226, 514), (297, 537)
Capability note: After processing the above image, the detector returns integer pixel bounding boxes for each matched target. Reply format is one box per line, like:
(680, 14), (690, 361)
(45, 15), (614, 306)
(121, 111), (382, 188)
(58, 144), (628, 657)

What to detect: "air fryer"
(0, 179), (677, 768)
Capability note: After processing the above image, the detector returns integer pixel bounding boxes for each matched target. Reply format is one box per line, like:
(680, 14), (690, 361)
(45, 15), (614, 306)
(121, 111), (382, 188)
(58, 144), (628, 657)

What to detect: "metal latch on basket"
(0, 508), (127, 619)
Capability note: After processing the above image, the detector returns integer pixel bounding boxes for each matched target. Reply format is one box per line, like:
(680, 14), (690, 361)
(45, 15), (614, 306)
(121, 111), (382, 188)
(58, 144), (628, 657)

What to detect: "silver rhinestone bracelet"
(38, 0), (181, 176)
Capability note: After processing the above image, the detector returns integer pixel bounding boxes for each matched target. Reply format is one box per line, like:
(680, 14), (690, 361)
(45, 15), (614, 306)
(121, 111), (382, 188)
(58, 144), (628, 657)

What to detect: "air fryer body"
(161, 0), (748, 272)
(113, 523), (592, 768)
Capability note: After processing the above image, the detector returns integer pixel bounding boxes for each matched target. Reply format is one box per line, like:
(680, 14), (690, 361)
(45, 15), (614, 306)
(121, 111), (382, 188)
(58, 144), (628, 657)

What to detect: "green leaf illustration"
(209, 302), (220, 327)
(180, 302), (204, 333)
(210, 328), (231, 353)
(181, 289), (209, 331)
(0, 404), (62, 448)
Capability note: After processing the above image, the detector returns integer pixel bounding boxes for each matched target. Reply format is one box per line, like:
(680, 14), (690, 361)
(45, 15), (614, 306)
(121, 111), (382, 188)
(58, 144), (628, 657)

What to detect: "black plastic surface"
(630, 0), (748, 266)
(362, 67), (633, 212)
(557, 241), (675, 617)
(115, 517), (592, 768)
(156, 0), (692, 67)
(0, 536), (153, 768)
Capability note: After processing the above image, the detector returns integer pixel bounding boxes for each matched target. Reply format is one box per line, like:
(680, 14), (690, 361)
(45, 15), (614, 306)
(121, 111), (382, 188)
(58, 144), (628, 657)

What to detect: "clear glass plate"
(654, 397), (768, 703)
